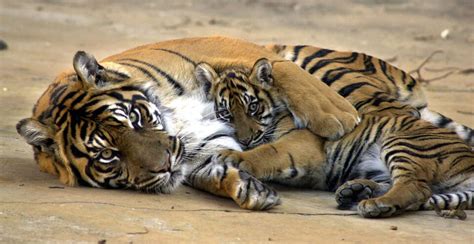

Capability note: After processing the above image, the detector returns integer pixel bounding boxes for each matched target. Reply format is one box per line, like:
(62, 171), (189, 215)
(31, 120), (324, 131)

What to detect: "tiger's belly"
(351, 144), (391, 183)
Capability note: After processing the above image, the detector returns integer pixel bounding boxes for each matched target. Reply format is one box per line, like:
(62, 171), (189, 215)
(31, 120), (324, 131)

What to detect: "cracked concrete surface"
(1, 0), (473, 243)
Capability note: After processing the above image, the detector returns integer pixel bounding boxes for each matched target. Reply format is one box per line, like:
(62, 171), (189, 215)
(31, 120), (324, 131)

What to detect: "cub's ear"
(73, 51), (107, 88)
(195, 62), (218, 97)
(16, 118), (55, 153)
(250, 58), (273, 87)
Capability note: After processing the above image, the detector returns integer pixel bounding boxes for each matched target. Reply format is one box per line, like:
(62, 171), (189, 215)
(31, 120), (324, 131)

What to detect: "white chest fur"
(163, 91), (242, 162)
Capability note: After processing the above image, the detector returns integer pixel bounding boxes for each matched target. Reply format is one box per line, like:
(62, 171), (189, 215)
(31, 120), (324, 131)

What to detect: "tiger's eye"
(129, 111), (138, 123)
(101, 149), (113, 159)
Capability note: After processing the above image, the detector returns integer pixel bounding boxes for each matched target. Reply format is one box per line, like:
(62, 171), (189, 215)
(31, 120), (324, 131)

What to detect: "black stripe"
(70, 92), (88, 108)
(301, 48), (334, 70)
(56, 108), (69, 126)
(291, 45), (307, 62)
(288, 153), (298, 178)
(378, 59), (397, 86)
(106, 69), (130, 79)
(117, 62), (160, 85)
(321, 55), (376, 86)
(308, 52), (357, 74)
(436, 115), (453, 127)
(69, 162), (91, 186)
(80, 121), (89, 140)
(188, 156), (213, 185)
(119, 59), (184, 95)
(337, 82), (372, 97)
(50, 85), (68, 104)
(153, 48), (197, 66)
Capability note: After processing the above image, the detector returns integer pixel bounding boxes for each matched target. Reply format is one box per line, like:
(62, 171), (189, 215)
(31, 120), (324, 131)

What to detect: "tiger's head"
(17, 51), (184, 193)
(195, 59), (289, 149)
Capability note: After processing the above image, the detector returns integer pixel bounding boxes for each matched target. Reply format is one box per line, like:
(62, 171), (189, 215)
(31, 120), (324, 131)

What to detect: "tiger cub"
(195, 58), (474, 218)
(265, 44), (474, 147)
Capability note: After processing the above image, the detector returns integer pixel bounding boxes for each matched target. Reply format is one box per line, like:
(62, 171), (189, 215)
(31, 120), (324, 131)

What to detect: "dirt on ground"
(0, 0), (473, 243)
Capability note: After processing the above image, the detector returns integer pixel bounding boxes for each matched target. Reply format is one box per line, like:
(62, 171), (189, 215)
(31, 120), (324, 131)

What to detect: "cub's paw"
(326, 91), (361, 135)
(335, 180), (377, 210)
(297, 110), (360, 141)
(357, 197), (399, 218)
(233, 170), (281, 210)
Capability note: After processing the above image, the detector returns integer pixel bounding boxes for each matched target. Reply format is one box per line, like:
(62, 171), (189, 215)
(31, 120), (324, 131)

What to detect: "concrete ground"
(1, 0), (473, 243)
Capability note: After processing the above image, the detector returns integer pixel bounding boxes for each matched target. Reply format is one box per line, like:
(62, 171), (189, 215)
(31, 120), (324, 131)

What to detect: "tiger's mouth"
(135, 139), (186, 194)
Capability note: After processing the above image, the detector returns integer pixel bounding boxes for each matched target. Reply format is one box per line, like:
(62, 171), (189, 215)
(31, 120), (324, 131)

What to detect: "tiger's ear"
(16, 118), (55, 153)
(73, 51), (107, 88)
(195, 62), (218, 98)
(250, 58), (273, 87)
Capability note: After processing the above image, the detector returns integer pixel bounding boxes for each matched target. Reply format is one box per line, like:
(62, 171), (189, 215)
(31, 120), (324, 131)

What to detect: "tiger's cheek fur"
(35, 151), (60, 176)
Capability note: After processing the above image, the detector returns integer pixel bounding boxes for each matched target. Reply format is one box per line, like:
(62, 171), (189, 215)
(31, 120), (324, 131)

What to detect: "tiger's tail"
(421, 191), (473, 211)
(420, 108), (474, 147)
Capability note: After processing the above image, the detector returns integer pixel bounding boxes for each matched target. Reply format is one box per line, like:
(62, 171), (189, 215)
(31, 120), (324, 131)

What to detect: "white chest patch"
(163, 91), (241, 155)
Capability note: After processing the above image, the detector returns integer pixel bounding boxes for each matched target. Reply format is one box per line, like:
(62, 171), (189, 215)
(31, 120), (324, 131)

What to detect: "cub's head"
(17, 51), (184, 193)
(195, 59), (288, 149)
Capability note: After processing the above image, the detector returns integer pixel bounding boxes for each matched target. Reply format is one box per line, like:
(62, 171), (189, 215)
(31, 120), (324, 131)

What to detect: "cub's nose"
(238, 138), (252, 147)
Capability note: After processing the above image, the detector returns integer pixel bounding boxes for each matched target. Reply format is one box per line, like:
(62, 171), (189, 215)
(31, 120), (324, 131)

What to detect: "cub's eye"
(97, 149), (119, 164)
(248, 102), (259, 115)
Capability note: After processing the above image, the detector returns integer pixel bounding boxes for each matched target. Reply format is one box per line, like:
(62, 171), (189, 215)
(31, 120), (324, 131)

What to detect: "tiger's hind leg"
(335, 179), (390, 210)
(356, 133), (435, 218)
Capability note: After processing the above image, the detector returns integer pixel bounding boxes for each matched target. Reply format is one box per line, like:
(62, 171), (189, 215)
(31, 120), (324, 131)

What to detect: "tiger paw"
(335, 180), (377, 210)
(216, 150), (262, 177)
(215, 149), (245, 167)
(357, 197), (399, 218)
(232, 170), (281, 210)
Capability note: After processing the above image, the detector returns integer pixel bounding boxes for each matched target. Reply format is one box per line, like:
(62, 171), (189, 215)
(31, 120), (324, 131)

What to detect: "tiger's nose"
(148, 150), (171, 174)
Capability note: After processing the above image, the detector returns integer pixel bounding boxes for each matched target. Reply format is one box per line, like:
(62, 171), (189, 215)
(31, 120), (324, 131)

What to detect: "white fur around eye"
(98, 156), (119, 164)
(152, 117), (164, 130)
(97, 149), (119, 164)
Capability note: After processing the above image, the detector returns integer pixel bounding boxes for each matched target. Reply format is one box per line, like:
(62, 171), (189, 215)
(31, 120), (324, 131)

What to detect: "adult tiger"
(196, 56), (473, 218)
(16, 37), (359, 210)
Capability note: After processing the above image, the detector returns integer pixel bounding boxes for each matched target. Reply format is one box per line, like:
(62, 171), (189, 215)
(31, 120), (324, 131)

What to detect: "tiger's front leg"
(217, 129), (327, 184)
(186, 156), (281, 210)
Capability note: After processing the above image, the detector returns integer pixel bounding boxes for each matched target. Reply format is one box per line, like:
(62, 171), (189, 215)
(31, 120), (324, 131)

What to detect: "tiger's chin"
(137, 168), (185, 194)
